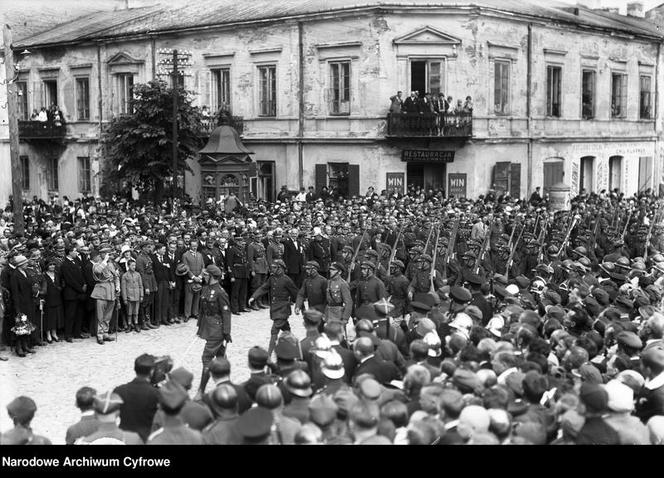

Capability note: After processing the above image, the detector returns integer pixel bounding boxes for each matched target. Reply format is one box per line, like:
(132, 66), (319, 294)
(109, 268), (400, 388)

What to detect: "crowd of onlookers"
(27, 104), (66, 127)
(389, 90), (473, 116)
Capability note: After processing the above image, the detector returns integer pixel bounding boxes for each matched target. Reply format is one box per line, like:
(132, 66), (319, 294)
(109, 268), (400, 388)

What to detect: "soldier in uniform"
(351, 261), (387, 314)
(249, 260), (299, 357)
(407, 254), (443, 304)
(308, 228), (331, 278)
(325, 262), (353, 328)
(135, 241), (158, 328)
(294, 260), (327, 315)
(75, 392), (142, 444)
(247, 232), (269, 310)
(196, 264), (232, 397)
(386, 259), (409, 320)
(227, 236), (249, 314)
(147, 380), (204, 445)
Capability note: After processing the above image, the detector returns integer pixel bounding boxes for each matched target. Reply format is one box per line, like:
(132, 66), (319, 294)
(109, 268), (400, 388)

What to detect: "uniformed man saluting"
(196, 264), (232, 398)
(249, 260), (299, 357)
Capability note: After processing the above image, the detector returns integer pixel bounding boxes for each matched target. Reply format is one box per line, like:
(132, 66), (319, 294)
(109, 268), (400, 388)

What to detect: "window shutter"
(315, 164), (327, 192)
(349, 164), (360, 197)
(205, 70), (211, 110)
(509, 162), (521, 199)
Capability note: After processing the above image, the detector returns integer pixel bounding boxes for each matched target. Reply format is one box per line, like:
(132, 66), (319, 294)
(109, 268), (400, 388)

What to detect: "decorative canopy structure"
(199, 125), (253, 158)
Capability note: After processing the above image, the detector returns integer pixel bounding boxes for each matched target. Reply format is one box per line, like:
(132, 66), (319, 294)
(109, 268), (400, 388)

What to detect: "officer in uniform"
(247, 231), (268, 310)
(136, 241), (158, 328)
(76, 392), (143, 444)
(196, 264), (232, 397)
(386, 259), (409, 320)
(294, 260), (328, 315)
(324, 262), (353, 328)
(227, 235), (249, 314)
(249, 260), (299, 357)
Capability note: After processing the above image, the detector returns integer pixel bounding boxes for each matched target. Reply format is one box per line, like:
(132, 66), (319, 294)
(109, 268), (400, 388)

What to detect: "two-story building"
(6, 0), (664, 203)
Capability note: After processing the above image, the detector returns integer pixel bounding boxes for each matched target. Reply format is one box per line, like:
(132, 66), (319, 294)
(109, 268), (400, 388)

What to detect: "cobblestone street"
(0, 308), (305, 444)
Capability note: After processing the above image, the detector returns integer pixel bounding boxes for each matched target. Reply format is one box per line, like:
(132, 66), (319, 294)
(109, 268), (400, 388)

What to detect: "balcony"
(386, 112), (472, 139)
(18, 121), (67, 142)
(200, 115), (244, 137)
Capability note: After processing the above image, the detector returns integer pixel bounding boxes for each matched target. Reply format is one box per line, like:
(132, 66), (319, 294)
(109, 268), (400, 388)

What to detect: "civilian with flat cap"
(147, 381), (204, 444)
(202, 383), (242, 445)
(151, 367), (212, 433)
(239, 346), (275, 402)
(0, 396), (51, 445)
(196, 264), (232, 397)
(236, 406), (274, 445)
(113, 353), (160, 442)
(76, 392), (142, 444)
(249, 259), (299, 357)
(65, 386), (100, 444)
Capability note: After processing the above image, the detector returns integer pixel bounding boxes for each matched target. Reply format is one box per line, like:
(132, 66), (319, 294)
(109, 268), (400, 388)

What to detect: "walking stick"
(39, 300), (44, 345)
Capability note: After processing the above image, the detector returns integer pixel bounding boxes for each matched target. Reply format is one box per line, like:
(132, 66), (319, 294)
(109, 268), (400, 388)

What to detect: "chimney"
(626, 2), (644, 18)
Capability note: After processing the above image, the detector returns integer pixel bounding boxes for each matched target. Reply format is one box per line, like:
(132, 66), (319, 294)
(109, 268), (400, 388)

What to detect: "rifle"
(348, 229), (368, 282)
(643, 202), (663, 260)
(537, 216), (549, 263)
(622, 208), (633, 241)
(507, 222), (517, 249)
(442, 217), (460, 282)
(475, 219), (493, 274)
(423, 222), (435, 255)
(387, 225), (404, 272)
(505, 225), (524, 279)
(429, 223), (441, 293)
(556, 214), (579, 259)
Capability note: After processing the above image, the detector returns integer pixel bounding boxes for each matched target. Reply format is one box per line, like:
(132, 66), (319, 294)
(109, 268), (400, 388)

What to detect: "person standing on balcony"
(37, 107), (48, 122)
(389, 91), (403, 113)
(463, 96), (473, 114)
(403, 91), (419, 113)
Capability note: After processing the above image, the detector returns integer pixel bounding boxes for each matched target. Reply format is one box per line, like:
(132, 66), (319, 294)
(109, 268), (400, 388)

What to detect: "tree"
(101, 80), (204, 202)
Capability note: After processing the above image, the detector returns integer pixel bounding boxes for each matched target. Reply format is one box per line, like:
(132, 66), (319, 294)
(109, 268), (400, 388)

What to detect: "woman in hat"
(40, 258), (64, 343)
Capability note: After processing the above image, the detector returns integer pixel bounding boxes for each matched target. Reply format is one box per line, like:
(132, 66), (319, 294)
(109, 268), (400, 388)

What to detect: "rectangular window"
(611, 73), (627, 118)
(257, 65), (276, 117)
(16, 81), (28, 120)
(20, 156), (29, 190)
(116, 73), (134, 115)
(42, 79), (58, 109)
(581, 70), (595, 119)
(75, 77), (90, 120)
(494, 60), (510, 115)
(640, 75), (652, 119)
(546, 65), (562, 117)
(211, 68), (231, 111)
(78, 156), (91, 193)
(329, 61), (351, 115)
(47, 157), (59, 191)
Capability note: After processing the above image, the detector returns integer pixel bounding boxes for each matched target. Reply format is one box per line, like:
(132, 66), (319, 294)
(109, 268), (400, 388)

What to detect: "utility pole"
(157, 48), (191, 213)
(3, 25), (25, 235)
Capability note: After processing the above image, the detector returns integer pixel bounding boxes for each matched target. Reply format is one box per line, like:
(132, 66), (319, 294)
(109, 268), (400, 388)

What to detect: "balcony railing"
(18, 121), (67, 140)
(387, 112), (472, 138)
(200, 115), (244, 136)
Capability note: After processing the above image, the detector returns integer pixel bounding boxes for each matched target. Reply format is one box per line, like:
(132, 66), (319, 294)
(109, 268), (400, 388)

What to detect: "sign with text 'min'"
(386, 172), (405, 195)
(448, 173), (467, 198)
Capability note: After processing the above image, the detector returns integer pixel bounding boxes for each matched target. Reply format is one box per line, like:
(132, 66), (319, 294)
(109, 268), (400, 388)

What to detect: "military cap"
(360, 260), (376, 270)
(342, 245), (354, 254)
(272, 259), (287, 269)
(390, 259), (405, 270)
(615, 295), (633, 311)
(410, 301), (431, 313)
(493, 274), (509, 287)
(159, 380), (188, 410)
(303, 309), (324, 325)
(205, 264), (223, 278)
(535, 264), (554, 275)
(285, 370), (313, 398)
(415, 318), (436, 337)
(465, 305), (483, 323)
(465, 273), (483, 286)
(579, 382), (609, 413)
(616, 331), (642, 350)
(373, 298), (395, 316)
(462, 250), (477, 259)
(93, 392), (124, 415)
(418, 253), (432, 263)
(209, 357), (231, 377)
(275, 338), (299, 361)
(305, 260), (320, 270)
(358, 377), (382, 400)
(610, 272), (628, 283)
(515, 275), (530, 289)
(330, 261), (347, 276)
(450, 286), (473, 304)
(236, 407), (274, 442)
(494, 285), (513, 301)
(169, 367), (194, 390)
(6, 396), (37, 423)
(592, 288), (610, 306)
(308, 395), (338, 427)
(364, 249), (379, 258)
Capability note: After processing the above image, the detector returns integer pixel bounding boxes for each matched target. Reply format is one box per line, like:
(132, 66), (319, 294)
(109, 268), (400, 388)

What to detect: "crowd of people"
(27, 104), (66, 127)
(387, 90), (473, 136)
(1, 183), (664, 444)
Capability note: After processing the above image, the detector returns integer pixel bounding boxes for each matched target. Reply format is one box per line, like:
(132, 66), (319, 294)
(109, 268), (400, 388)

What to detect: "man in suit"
(65, 387), (100, 444)
(136, 242), (158, 328)
(353, 336), (401, 385)
(181, 239), (205, 322)
(113, 353), (160, 443)
(389, 91), (403, 113)
(283, 228), (305, 288)
(636, 347), (664, 423)
(152, 243), (174, 326)
(226, 236), (249, 314)
(60, 246), (87, 342)
(9, 255), (38, 356)
(167, 240), (183, 323)
(78, 244), (96, 335)
(307, 228), (331, 279)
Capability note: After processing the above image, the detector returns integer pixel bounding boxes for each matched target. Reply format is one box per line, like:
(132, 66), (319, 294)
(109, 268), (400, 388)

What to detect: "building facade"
(6, 0), (664, 204)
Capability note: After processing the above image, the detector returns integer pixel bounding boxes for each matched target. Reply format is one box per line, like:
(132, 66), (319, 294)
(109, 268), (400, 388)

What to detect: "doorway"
(543, 159), (564, 196)
(638, 156), (652, 193)
(580, 156), (594, 194)
(609, 155), (622, 192)
(257, 161), (275, 202)
(43, 80), (58, 108)
(410, 60), (445, 96)
(407, 163), (446, 192)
